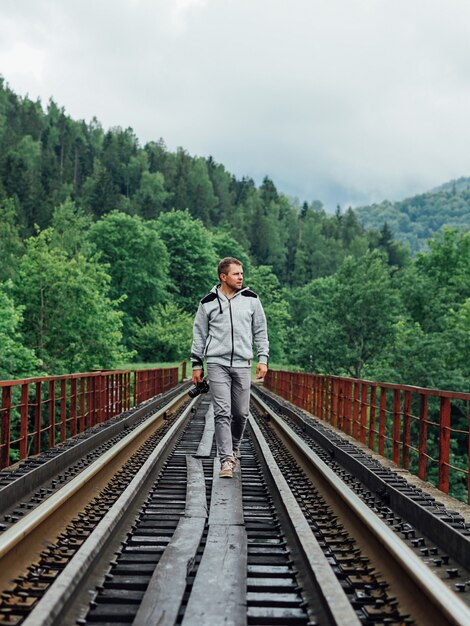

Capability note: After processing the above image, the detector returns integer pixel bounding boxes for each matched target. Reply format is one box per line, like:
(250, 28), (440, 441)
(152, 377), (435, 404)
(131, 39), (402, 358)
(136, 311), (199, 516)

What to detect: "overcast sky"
(1, 0), (470, 209)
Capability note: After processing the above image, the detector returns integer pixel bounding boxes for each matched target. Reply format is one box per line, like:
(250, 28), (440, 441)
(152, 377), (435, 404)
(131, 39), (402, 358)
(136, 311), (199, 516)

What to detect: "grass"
(118, 361), (187, 379)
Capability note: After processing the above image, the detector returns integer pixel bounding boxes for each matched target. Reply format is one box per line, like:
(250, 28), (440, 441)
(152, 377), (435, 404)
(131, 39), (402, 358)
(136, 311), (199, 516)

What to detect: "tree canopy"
(1, 77), (470, 400)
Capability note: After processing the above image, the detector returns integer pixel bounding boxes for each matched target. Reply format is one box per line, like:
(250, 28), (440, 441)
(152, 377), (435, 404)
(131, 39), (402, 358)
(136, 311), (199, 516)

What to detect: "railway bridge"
(1, 366), (470, 625)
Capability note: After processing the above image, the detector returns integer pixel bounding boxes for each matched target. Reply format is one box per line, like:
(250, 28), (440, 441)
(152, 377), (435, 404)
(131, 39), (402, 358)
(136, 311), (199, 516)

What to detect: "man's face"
(221, 264), (243, 290)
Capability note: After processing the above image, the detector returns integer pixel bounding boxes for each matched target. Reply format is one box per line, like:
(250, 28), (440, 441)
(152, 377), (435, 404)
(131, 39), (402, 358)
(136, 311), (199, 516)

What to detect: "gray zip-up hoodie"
(191, 285), (269, 369)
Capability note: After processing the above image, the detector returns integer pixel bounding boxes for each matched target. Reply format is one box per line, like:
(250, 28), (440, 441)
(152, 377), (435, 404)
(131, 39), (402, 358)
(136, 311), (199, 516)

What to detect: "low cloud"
(1, 0), (470, 208)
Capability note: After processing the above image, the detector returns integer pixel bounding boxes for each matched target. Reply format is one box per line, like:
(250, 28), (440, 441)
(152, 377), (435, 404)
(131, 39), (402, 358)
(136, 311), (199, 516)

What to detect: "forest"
(1, 78), (470, 402)
(355, 177), (470, 253)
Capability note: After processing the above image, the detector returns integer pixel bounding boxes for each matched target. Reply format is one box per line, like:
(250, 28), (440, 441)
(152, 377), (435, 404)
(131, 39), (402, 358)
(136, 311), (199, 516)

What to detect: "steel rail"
(249, 411), (361, 626)
(252, 392), (470, 626)
(20, 395), (198, 626)
(0, 387), (191, 562)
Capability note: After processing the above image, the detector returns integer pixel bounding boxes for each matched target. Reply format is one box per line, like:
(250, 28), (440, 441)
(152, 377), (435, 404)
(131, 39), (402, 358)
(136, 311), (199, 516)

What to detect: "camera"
(188, 379), (210, 398)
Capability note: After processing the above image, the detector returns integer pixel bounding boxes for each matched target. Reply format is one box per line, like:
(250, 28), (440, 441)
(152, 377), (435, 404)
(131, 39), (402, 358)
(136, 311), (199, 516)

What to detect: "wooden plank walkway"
(183, 459), (247, 626)
(195, 402), (215, 457)
(133, 456), (207, 626)
(134, 406), (247, 626)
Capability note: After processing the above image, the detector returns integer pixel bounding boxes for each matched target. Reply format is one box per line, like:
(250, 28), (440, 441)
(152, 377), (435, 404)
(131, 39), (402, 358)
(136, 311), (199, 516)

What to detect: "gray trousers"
(207, 364), (251, 463)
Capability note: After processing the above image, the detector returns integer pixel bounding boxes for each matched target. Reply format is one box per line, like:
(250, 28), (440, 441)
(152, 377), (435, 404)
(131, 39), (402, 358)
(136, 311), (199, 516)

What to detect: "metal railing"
(0, 367), (180, 469)
(264, 370), (470, 503)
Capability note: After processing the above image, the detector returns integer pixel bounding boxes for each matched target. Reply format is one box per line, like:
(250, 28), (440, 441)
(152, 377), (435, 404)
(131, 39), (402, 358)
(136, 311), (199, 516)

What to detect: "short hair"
(218, 257), (243, 278)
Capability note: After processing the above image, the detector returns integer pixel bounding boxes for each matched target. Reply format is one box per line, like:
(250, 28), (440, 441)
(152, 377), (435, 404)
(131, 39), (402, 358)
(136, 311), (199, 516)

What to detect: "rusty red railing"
(133, 367), (179, 406)
(264, 370), (470, 503)
(0, 367), (180, 469)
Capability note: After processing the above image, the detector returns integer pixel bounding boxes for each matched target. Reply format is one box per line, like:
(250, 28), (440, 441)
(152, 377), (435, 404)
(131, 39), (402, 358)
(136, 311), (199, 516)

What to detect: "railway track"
(0, 384), (470, 625)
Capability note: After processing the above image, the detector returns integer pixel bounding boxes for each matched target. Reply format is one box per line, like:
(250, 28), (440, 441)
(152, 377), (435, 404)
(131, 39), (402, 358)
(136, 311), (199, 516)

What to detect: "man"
(191, 257), (269, 478)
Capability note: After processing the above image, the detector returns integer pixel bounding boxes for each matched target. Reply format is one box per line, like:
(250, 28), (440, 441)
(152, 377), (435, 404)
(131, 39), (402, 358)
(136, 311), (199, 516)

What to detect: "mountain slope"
(355, 183), (470, 252)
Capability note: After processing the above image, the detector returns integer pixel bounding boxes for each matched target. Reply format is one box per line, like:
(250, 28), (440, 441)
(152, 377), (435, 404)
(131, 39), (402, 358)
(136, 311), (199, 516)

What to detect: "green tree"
(328, 251), (401, 377)
(292, 207), (342, 284)
(0, 281), (41, 379)
(0, 197), (23, 281)
(246, 265), (290, 363)
(172, 148), (193, 212)
(87, 211), (170, 334)
(134, 171), (170, 219)
(289, 276), (341, 373)
(133, 302), (193, 361)
(186, 157), (217, 224)
(81, 158), (122, 217)
(101, 127), (139, 197)
(207, 157), (235, 225)
(231, 181), (259, 251)
(14, 229), (130, 373)
(126, 151), (149, 199)
(376, 222), (409, 268)
(400, 228), (470, 334)
(210, 230), (251, 270)
(50, 198), (93, 256)
(145, 139), (177, 207)
(292, 251), (400, 377)
(153, 210), (217, 312)
(367, 318), (464, 390)
(3, 135), (44, 232)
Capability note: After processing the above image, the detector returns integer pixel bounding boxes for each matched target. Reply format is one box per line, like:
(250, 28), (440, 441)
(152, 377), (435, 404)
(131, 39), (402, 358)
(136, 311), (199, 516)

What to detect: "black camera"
(188, 379), (210, 398)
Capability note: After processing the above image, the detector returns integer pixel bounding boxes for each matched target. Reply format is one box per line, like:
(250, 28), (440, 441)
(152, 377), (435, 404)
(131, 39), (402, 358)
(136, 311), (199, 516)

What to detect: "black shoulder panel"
(201, 292), (217, 304)
(241, 289), (258, 298)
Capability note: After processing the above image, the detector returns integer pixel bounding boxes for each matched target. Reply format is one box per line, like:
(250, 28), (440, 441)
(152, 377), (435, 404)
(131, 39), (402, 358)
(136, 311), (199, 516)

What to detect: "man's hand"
(192, 369), (204, 385)
(256, 363), (268, 380)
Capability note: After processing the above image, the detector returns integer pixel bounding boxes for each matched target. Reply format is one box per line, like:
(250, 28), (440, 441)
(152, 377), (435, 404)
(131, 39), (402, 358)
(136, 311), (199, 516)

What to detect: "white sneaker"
(219, 459), (233, 478)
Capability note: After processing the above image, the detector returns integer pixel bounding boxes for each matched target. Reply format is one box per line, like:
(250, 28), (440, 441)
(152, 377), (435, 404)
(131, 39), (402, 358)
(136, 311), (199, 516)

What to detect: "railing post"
(49, 380), (56, 449)
(99, 374), (106, 423)
(418, 393), (428, 481)
(360, 383), (368, 445)
(103, 375), (109, 422)
(343, 380), (351, 434)
(20, 383), (29, 460)
(1, 386), (12, 468)
(34, 382), (42, 454)
(126, 371), (131, 410)
(301, 373), (306, 410)
(60, 379), (67, 442)
(339, 379), (344, 429)
(103, 374), (108, 421)
(70, 378), (77, 437)
(438, 396), (451, 493)
(87, 376), (94, 429)
(379, 387), (387, 456)
(325, 377), (332, 423)
(116, 373), (122, 416)
(331, 378), (338, 427)
(368, 385), (377, 450)
(468, 401), (470, 505)
(403, 390), (412, 470)
(352, 381), (360, 438)
(133, 371), (138, 407)
(307, 373), (313, 414)
(313, 375), (318, 417)
(392, 388), (401, 465)
(79, 378), (86, 433)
